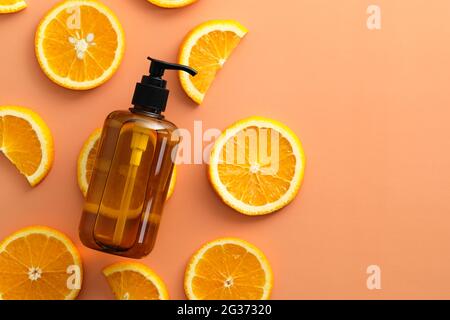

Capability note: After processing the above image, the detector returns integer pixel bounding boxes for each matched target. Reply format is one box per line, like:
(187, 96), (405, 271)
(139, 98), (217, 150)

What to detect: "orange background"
(1, 0), (450, 299)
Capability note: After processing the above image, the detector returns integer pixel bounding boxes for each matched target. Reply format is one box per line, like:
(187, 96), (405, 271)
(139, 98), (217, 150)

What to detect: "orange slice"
(0, 226), (83, 300)
(184, 238), (273, 300)
(209, 116), (305, 215)
(179, 20), (248, 104)
(77, 128), (177, 199)
(166, 164), (177, 199)
(103, 262), (169, 300)
(0, 106), (54, 186)
(0, 0), (26, 13)
(77, 128), (101, 196)
(35, 0), (125, 90)
(147, 0), (198, 8)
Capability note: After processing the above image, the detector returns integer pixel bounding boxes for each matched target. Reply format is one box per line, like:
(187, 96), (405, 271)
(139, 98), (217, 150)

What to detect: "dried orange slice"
(179, 20), (248, 104)
(0, 106), (54, 186)
(209, 116), (305, 215)
(103, 262), (169, 300)
(147, 0), (198, 8)
(185, 238), (273, 300)
(35, 0), (125, 90)
(0, 0), (26, 13)
(77, 128), (177, 199)
(0, 226), (83, 300)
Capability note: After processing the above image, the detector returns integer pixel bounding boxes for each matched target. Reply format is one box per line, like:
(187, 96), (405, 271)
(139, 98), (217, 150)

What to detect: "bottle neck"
(129, 106), (165, 119)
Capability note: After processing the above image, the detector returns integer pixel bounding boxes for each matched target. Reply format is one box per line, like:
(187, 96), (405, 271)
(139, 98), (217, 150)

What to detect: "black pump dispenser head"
(131, 57), (197, 115)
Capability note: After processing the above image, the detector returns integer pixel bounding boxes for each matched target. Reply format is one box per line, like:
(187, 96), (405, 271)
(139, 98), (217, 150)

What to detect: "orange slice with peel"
(103, 262), (169, 300)
(0, 106), (54, 186)
(147, 0), (198, 8)
(77, 128), (177, 199)
(77, 128), (101, 196)
(184, 237), (273, 300)
(35, 0), (125, 90)
(209, 116), (305, 215)
(179, 20), (248, 104)
(0, 0), (26, 13)
(0, 226), (83, 300)
(167, 164), (177, 199)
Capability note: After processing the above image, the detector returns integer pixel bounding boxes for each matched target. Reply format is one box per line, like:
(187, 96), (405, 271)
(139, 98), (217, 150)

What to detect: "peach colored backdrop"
(1, 0), (450, 299)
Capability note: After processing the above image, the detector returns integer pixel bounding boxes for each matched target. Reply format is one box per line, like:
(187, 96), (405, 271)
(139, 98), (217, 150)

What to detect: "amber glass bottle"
(79, 58), (197, 258)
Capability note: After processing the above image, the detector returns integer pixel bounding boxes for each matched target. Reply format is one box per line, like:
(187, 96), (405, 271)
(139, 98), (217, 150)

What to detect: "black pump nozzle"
(131, 57), (197, 115)
(148, 57), (197, 79)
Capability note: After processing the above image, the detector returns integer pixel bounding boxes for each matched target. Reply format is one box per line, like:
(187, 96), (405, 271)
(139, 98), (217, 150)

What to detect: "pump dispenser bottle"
(79, 57), (197, 258)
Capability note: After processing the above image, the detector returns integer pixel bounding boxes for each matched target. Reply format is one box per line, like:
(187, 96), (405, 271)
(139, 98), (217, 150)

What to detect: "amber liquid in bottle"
(79, 110), (180, 258)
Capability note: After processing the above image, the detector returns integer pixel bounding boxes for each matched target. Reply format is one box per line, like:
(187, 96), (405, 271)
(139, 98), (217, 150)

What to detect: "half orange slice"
(179, 20), (248, 104)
